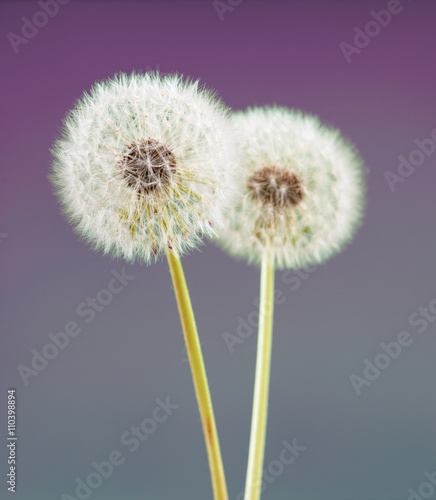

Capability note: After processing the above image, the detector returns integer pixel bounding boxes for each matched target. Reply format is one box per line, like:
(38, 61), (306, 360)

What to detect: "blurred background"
(1, 1), (436, 499)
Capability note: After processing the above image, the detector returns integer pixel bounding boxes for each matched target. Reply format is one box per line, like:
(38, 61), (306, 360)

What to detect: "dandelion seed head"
(217, 106), (366, 269)
(51, 72), (241, 263)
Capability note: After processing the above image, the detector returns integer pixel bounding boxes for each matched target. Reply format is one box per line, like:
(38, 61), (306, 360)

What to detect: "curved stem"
(167, 251), (228, 500)
(244, 254), (275, 500)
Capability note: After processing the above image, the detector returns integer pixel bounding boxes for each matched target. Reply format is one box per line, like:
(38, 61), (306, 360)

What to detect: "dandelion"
(217, 106), (365, 500)
(51, 72), (240, 500)
(219, 106), (365, 269)
(52, 72), (240, 264)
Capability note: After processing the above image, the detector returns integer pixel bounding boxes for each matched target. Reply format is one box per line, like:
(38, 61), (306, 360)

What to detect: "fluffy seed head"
(217, 106), (366, 269)
(51, 72), (241, 263)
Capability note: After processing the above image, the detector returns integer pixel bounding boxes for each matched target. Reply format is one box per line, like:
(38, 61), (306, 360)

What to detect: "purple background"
(1, 1), (436, 499)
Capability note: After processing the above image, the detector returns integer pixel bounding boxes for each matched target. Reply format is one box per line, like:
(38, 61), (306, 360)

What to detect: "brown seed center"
(120, 139), (176, 194)
(247, 166), (304, 207)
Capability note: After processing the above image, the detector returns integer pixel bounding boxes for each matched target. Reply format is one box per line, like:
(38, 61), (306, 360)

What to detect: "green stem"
(244, 254), (275, 500)
(167, 251), (228, 500)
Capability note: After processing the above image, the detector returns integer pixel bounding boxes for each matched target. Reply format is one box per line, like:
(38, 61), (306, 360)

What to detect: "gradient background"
(1, 1), (436, 499)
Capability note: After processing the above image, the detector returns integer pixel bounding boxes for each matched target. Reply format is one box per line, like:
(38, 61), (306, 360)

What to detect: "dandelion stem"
(167, 251), (228, 500)
(244, 254), (275, 500)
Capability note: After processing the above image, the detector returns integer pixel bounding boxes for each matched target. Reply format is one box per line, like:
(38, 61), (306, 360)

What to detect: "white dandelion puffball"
(51, 72), (241, 263)
(218, 106), (365, 269)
